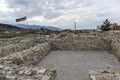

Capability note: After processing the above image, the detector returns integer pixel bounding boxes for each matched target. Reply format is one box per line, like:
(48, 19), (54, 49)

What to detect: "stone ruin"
(0, 31), (120, 80)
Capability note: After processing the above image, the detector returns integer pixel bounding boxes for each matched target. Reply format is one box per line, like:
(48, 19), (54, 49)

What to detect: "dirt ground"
(36, 51), (120, 80)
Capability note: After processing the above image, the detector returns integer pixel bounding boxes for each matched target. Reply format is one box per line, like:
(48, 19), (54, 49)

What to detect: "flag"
(16, 16), (27, 22)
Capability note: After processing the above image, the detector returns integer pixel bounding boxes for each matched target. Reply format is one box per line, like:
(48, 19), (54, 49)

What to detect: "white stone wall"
(0, 41), (56, 80)
(111, 37), (120, 59)
(0, 42), (51, 66)
(50, 36), (111, 51)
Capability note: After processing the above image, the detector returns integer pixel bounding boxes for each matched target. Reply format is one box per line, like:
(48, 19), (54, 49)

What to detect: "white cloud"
(0, 0), (8, 12)
(0, 0), (120, 29)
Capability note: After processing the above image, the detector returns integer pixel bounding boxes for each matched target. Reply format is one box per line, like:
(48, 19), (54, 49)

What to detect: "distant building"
(110, 23), (120, 30)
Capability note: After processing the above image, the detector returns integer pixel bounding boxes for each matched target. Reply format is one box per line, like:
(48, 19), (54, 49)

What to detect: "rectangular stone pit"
(36, 51), (120, 80)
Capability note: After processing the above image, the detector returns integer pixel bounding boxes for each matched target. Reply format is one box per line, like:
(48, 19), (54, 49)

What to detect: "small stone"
(24, 70), (32, 76)
(37, 69), (46, 74)
(0, 65), (4, 69)
(18, 70), (24, 75)
(41, 75), (50, 80)
(7, 71), (13, 75)
(6, 75), (17, 80)
(4, 67), (11, 71)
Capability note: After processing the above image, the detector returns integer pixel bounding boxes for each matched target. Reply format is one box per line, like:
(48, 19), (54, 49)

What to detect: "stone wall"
(97, 31), (120, 59)
(0, 39), (35, 57)
(50, 36), (111, 51)
(0, 42), (51, 66)
(111, 36), (120, 59)
(0, 42), (55, 80)
(0, 37), (49, 57)
(0, 37), (24, 46)
(51, 31), (120, 59)
(0, 36), (46, 46)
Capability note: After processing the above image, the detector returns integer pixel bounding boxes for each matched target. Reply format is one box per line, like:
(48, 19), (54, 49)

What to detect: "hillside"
(0, 23), (62, 38)
(16, 24), (62, 31)
(0, 23), (25, 32)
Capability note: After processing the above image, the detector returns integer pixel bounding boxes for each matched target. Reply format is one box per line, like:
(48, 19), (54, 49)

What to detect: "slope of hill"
(0, 23), (25, 32)
(16, 24), (62, 31)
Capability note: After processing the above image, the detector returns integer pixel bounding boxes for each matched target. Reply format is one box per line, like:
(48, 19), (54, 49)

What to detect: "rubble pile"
(89, 70), (120, 80)
(0, 65), (56, 80)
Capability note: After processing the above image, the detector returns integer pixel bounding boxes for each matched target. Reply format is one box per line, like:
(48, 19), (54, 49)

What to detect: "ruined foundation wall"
(0, 39), (35, 57)
(0, 42), (51, 66)
(51, 36), (111, 51)
(0, 37), (49, 57)
(88, 31), (120, 80)
(111, 36), (120, 59)
(0, 41), (56, 80)
(99, 31), (120, 59)
(0, 37), (25, 46)
(0, 36), (45, 46)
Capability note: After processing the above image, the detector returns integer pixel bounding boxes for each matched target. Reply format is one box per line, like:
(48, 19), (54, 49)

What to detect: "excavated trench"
(36, 51), (120, 80)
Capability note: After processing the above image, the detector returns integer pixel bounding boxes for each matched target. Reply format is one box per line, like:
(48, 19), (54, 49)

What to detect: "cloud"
(5, 0), (63, 18)
(0, 0), (120, 29)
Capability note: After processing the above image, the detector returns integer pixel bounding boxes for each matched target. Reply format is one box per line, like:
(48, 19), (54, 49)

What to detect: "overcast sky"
(0, 0), (120, 29)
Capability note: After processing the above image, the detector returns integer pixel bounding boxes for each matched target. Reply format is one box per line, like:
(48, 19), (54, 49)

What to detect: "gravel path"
(36, 51), (120, 80)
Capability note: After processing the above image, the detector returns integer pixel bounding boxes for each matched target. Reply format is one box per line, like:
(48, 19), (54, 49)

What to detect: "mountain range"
(0, 23), (25, 32)
(16, 24), (62, 31)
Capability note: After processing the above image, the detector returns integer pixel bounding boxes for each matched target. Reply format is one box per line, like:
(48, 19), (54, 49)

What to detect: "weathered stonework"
(50, 31), (120, 80)
(0, 65), (56, 80)
(0, 42), (55, 80)
(0, 39), (35, 57)
(0, 37), (25, 46)
(50, 36), (111, 51)
(89, 70), (120, 80)
(0, 42), (51, 66)
(0, 37), (49, 57)
(0, 31), (120, 80)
